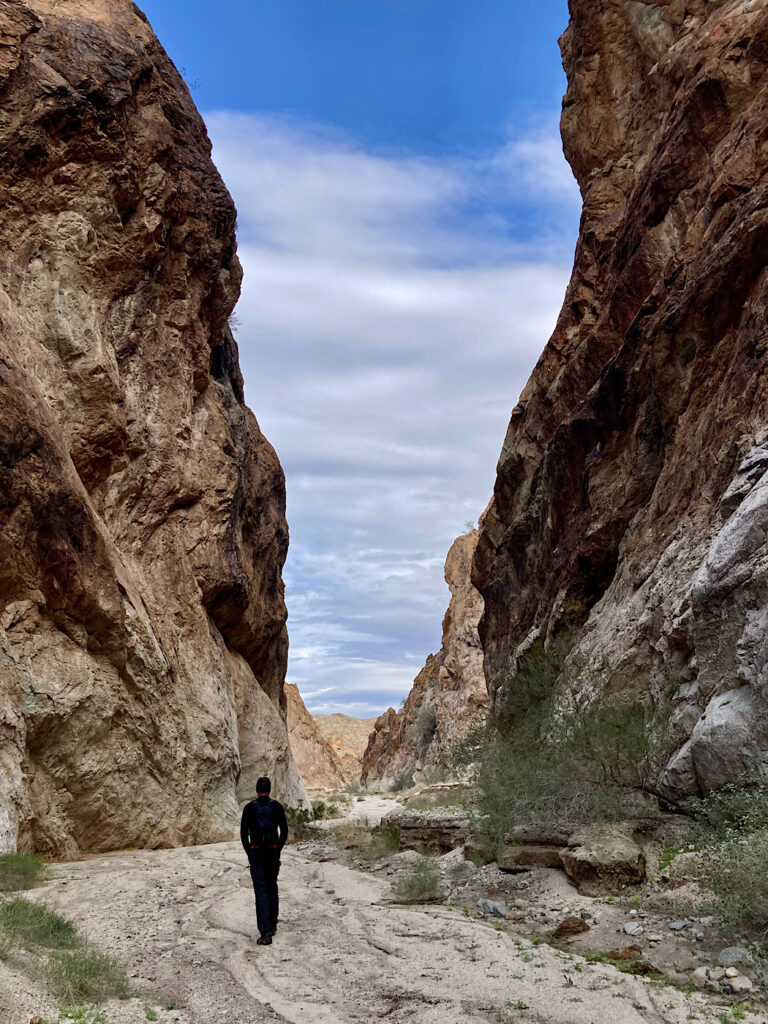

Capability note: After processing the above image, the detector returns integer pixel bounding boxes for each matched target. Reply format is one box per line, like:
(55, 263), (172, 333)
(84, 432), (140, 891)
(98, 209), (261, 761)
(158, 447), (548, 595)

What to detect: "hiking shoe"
(256, 934), (272, 945)
(272, 922), (278, 935)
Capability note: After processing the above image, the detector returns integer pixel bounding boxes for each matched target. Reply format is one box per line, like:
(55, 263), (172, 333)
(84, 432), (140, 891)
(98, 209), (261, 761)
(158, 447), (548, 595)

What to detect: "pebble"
(623, 922), (643, 936)
(728, 974), (753, 994)
(725, 967), (740, 978)
(647, 934), (664, 942)
(668, 921), (688, 931)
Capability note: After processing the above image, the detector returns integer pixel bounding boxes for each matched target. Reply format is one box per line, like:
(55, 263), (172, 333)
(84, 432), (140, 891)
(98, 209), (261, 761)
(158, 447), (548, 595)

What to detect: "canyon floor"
(2, 797), (764, 1024)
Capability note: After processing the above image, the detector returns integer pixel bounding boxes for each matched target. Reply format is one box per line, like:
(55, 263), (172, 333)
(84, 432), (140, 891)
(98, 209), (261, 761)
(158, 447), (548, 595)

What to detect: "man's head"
(256, 776), (271, 796)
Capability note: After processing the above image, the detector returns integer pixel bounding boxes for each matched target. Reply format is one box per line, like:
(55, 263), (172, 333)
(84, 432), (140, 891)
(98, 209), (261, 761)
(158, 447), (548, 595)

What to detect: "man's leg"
(249, 858), (272, 940)
(266, 853), (280, 934)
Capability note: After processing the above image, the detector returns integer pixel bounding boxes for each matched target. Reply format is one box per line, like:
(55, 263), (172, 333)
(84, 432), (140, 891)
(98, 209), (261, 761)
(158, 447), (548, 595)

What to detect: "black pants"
(249, 850), (280, 937)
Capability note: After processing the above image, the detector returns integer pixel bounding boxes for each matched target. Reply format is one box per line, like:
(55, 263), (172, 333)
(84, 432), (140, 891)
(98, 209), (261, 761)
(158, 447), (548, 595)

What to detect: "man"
(240, 776), (289, 945)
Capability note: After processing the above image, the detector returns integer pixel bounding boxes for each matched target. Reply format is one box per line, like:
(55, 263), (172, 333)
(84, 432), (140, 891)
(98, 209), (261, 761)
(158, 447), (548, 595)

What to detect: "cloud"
(205, 111), (580, 716)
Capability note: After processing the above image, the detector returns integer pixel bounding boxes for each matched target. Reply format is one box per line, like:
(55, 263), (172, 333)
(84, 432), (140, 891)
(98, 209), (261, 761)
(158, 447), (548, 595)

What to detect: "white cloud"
(205, 111), (580, 716)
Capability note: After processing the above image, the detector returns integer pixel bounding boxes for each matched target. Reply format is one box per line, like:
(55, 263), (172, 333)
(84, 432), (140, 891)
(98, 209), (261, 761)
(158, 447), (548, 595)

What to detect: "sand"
(1, 798), (761, 1024)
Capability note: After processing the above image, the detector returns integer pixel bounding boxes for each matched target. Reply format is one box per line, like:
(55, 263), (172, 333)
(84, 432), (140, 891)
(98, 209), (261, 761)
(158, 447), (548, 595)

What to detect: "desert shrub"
(688, 774), (768, 847)
(391, 858), (444, 903)
(391, 770), (415, 793)
(0, 898), (81, 949)
(701, 831), (768, 942)
(46, 946), (132, 1003)
(408, 705), (437, 757)
(0, 853), (47, 892)
(420, 765), (448, 786)
(464, 638), (674, 844)
(359, 823), (400, 861)
(310, 800), (340, 821)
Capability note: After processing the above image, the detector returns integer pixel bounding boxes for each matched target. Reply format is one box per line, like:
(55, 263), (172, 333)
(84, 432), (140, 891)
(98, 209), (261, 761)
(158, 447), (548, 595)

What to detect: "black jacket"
(240, 796), (288, 857)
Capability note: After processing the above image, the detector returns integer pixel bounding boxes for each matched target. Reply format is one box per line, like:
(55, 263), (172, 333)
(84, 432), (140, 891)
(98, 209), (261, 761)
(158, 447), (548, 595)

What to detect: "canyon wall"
(475, 0), (768, 799)
(285, 684), (348, 790)
(314, 713), (378, 783)
(0, 0), (305, 857)
(361, 531), (487, 788)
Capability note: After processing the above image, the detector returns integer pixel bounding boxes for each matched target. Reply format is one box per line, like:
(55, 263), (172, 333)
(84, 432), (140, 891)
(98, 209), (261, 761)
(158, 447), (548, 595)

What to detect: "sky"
(139, 0), (580, 717)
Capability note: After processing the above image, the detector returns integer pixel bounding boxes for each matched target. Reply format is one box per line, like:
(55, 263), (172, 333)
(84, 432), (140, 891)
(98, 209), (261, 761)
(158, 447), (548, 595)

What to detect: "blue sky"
(140, 1), (580, 716)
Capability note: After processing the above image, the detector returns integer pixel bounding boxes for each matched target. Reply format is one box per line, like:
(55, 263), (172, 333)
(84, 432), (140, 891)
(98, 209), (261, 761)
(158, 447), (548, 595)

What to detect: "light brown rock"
(313, 713), (377, 783)
(361, 531), (488, 787)
(560, 826), (646, 896)
(285, 684), (346, 790)
(0, 0), (305, 857)
(471, 0), (768, 800)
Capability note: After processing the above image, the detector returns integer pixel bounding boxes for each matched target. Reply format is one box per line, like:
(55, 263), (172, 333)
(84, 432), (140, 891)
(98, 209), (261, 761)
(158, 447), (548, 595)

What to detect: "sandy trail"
(2, 799), (761, 1024)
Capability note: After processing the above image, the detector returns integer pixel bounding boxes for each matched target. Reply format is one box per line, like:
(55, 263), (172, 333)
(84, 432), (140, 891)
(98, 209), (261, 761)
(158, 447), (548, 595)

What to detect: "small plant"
(0, 852), (47, 891)
(391, 771), (415, 793)
(145, 1010), (158, 1021)
(46, 946), (132, 1003)
(391, 858), (444, 903)
(659, 843), (679, 871)
(58, 1010), (106, 1024)
(0, 898), (80, 949)
(408, 705), (437, 757)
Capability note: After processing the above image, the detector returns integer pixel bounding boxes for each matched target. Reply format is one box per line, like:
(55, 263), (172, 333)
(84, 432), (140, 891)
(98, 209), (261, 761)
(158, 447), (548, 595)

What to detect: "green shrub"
(391, 858), (444, 903)
(408, 705), (437, 757)
(360, 823), (400, 861)
(701, 830), (768, 941)
(0, 898), (81, 949)
(46, 946), (132, 1003)
(0, 853), (47, 892)
(464, 638), (673, 844)
(688, 774), (768, 847)
(391, 771), (414, 793)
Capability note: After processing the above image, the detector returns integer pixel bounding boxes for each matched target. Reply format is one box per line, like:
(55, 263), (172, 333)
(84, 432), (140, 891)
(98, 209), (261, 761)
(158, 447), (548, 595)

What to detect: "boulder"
(718, 947), (754, 969)
(498, 844), (566, 873)
(559, 826), (646, 895)
(553, 916), (590, 939)
(384, 809), (468, 854)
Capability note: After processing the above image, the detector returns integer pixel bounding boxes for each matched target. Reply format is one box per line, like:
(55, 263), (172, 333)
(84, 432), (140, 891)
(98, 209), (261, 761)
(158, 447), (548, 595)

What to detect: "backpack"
(250, 800), (279, 849)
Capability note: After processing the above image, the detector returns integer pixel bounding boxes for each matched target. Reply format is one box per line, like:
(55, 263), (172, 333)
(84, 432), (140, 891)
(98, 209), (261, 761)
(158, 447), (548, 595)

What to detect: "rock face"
(361, 532), (488, 788)
(0, 0), (305, 857)
(285, 684), (347, 790)
(313, 713), (377, 783)
(473, 0), (768, 799)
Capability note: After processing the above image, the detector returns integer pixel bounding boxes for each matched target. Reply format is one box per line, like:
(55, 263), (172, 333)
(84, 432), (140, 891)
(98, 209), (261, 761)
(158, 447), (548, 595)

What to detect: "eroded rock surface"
(361, 531), (488, 787)
(314, 712), (377, 783)
(473, 0), (768, 798)
(0, 0), (305, 857)
(285, 684), (347, 790)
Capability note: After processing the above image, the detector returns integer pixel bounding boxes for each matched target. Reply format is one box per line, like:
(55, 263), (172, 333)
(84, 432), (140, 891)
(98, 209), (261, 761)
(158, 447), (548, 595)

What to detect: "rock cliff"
(361, 531), (487, 788)
(285, 684), (347, 790)
(475, 0), (768, 799)
(314, 713), (378, 783)
(0, 0), (305, 857)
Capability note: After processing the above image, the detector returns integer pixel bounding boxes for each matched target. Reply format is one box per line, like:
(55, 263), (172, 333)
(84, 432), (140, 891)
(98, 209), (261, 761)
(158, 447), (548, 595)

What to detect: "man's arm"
(275, 802), (289, 850)
(240, 804), (251, 856)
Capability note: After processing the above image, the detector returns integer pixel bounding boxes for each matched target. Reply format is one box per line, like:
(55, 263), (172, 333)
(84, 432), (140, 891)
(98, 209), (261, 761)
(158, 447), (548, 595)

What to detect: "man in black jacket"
(240, 776), (289, 945)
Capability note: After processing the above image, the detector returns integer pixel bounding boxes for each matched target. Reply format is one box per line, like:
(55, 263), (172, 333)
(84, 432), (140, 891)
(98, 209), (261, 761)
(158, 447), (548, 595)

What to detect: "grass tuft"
(391, 858), (444, 903)
(46, 946), (132, 1003)
(0, 898), (80, 949)
(0, 853), (47, 892)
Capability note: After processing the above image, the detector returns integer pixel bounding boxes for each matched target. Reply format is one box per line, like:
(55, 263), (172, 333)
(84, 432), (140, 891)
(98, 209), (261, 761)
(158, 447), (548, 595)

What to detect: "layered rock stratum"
(285, 684), (347, 789)
(314, 712), (377, 782)
(361, 531), (487, 788)
(0, 0), (305, 857)
(474, 0), (768, 798)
